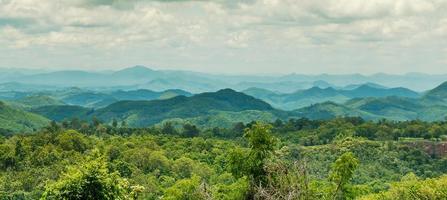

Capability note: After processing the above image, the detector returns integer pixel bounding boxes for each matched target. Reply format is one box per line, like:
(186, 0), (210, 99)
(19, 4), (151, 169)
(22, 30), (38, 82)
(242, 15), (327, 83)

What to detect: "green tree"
(41, 151), (141, 200)
(163, 175), (206, 200)
(182, 124), (200, 137)
(161, 122), (178, 135)
(14, 140), (26, 161)
(329, 152), (359, 200)
(112, 119), (118, 128)
(244, 122), (276, 186)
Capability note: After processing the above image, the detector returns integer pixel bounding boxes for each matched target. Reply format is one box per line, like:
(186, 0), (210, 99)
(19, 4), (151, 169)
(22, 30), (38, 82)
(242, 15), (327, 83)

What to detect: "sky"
(0, 0), (446, 75)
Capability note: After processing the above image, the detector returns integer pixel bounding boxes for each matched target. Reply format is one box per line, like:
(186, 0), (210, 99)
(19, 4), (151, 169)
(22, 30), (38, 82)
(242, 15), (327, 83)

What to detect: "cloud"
(0, 0), (446, 73)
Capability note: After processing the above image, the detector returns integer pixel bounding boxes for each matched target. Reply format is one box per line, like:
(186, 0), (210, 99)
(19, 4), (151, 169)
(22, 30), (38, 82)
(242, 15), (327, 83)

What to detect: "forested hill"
(91, 89), (275, 126)
(1, 117), (447, 199)
(0, 101), (49, 134)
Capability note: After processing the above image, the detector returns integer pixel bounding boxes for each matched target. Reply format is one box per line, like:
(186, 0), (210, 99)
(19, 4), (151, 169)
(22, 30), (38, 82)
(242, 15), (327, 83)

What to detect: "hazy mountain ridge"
(243, 84), (420, 110)
(1, 66), (447, 92)
(1, 66), (447, 132)
(294, 83), (447, 121)
(0, 88), (193, 109)
(23, 81), (447, 130)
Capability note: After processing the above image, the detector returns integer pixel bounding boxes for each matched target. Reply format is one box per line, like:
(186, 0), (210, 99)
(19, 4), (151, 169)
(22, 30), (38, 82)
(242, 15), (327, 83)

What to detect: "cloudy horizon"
(1, 0), (446, 74)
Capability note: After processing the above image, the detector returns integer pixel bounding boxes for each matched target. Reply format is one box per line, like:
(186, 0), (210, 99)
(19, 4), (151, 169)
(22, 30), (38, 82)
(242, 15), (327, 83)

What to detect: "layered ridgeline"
(2, 82), (447, 133)
(2, 66), (447, 92)
(31, 89), (282, 127)
(0, 88), (192, 109)
(243, 84), (420, 110)
(293, 81), (447, 121)
(0, 101), (49, 134)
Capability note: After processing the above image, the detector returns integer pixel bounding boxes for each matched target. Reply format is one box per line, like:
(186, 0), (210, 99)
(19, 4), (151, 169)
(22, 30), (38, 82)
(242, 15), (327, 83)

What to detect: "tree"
(41, 151), (141, 200)
(163, 175), (206, 200)
(182, 124), (200, 137)
(92, 116), (101, 128)
(70, 118), (81, 130)
(121, 120), (127, 128)
(14, 140), (26, 161)
(244, 122), (276, 186)
(46, 121), (61, 133)
(161, 122), (178, 135)
(329, 152), (359, 200)
(112, 119), (118, 128)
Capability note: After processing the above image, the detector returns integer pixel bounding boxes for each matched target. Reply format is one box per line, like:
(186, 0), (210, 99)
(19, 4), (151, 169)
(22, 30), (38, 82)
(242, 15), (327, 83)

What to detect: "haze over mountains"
(1, 65), (447, 133)
(1, 66), (447, 92)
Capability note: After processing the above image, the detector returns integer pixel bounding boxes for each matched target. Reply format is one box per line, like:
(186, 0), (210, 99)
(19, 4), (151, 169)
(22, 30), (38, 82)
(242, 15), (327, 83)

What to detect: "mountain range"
(25, 81), (447, 129)
(0, 101), (49, 134)
(1, 66), (447, 132)
(243, 84), (420, 110)
(0, 88), (192, 109)
(31, 89), (279, 127)
(1, 66), (447, 92)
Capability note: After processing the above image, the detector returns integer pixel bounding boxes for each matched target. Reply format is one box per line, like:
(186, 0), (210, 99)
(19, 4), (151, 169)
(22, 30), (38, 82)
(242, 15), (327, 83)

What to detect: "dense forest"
(1, 117), (447, 199)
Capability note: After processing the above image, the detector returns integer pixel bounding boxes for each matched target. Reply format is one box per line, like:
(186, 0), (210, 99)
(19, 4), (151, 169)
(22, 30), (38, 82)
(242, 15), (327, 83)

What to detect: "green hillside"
(0, 101), (49, 134)
(158, 110), (278, 128)
(93, 89), (274, 126)
(7, 95), (65, 109)
(425, 81), (447, 99)
(31, 105), (93, 122)
(293, 102), (379, 120)
(422, 81), (447, 105)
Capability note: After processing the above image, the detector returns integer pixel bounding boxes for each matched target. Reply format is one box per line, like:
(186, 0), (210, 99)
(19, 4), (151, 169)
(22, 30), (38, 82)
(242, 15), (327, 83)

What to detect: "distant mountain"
(31, 105), (94, 122)
(59, 89), (192, 108)
(10, 95), (65, 109)
(20, 82), (447, 128)
(15, 70), (108, 87)
(234, 81), (327, 93)
(0, 101), (49, 134)
(291, 81), (447, 121)
(2, 66), (446, 92)
(243, 84), (420, 110)
(91, 89), (275, 126)
(292, 102), (378, 120)
(344, 97), (422, 121)
(242, 87), (279, 99)
(423, 81), (447, 104)
(342, 82), (388, 90)
(112, 65), (157, 79)
(341, 85), (420, 98)
(62, 92), (115, 108)
(0, 82), (61, 92)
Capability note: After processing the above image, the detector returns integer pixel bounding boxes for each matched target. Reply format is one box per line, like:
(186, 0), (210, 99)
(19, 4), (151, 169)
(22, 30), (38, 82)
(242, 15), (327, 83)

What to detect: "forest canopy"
(1, 117), (447, 199)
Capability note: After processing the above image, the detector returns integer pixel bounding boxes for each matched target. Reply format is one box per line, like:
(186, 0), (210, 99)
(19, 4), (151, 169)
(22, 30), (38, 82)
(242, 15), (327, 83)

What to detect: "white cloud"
(0, 0), (446, 73)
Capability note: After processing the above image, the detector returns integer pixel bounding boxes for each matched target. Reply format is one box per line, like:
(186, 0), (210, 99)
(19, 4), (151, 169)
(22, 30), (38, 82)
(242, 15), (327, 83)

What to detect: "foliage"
(1, 119), (447, 199)
(359, 174), (447, 200)
(329, 152), (359, 200)
(41, 151), (140, 200)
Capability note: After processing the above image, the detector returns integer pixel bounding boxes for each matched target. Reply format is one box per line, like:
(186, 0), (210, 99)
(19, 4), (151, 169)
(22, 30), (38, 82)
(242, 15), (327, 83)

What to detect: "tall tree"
(330, 152), (359, 200)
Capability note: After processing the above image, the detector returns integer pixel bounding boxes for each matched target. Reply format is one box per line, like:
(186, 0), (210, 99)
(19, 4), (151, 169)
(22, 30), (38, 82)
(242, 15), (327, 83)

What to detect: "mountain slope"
(7, 95), (65, 109)
(0, 101), (50, 134)
(243, 85), (419, 110)
(341, 85), (420, 98)
(422, 81), (447, 105)
(344, 97), (422, 121)
(92, 89), (274, 126)
(59, 89), (192, 108)
(292, 102), (378, 120)
(31, 105), (94, 122)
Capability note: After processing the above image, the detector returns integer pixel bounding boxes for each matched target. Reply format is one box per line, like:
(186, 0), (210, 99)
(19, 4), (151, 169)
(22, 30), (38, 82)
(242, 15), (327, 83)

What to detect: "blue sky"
(0, 0), (446, 74)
